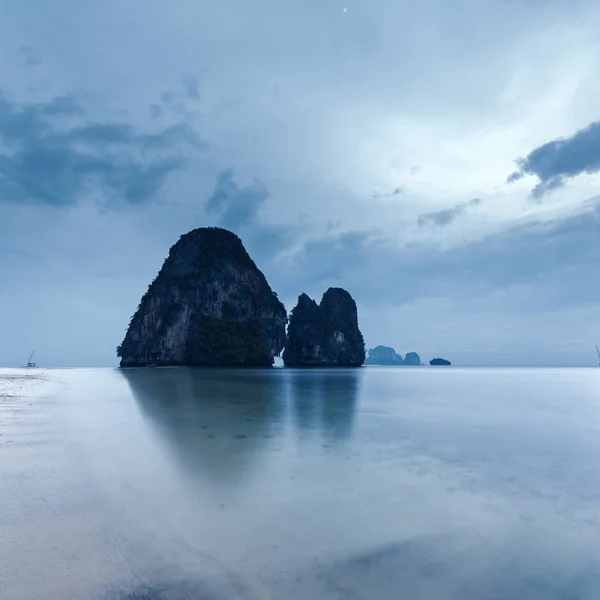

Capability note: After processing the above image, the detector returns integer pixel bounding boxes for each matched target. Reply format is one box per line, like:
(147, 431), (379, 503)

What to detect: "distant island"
(365, 346), (452, 366)
(365, 347), (422, 366)
(430, 358), (451, 366)
(404, 352), (422, 366)
(365, 346), (404, 365)
(117, 227), (366, 368)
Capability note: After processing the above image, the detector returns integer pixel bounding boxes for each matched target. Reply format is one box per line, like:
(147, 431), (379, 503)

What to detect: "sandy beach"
(0, 369), (55, 401)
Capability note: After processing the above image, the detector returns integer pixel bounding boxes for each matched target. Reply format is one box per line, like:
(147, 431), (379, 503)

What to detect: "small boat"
(22, 349), (37, 368)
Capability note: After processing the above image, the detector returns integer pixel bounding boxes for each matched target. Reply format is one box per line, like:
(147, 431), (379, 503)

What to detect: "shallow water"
(2, 366), (600, 599)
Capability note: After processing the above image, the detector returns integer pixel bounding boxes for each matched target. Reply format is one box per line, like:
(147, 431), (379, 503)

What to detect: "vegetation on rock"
(117, 227), (287, 367)
(283, 288), (365, 367)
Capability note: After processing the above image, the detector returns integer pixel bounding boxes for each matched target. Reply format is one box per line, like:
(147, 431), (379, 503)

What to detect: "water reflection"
(8, 367), (600, 599)
(121, 367), (288, 488)
(287, 369), (361, 444)
(121, 367), (362, 489)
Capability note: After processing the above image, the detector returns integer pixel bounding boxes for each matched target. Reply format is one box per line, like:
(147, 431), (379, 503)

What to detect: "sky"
(1, 0), (600, 367)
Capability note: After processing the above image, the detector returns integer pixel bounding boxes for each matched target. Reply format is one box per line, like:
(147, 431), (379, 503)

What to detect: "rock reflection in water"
(120, 367), (288, 489)
(286, 368), (361, 444)
(121, 367), (362, 490)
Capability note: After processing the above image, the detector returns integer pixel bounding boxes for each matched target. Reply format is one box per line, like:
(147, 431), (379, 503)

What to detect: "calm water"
(2, 367), (600, 599)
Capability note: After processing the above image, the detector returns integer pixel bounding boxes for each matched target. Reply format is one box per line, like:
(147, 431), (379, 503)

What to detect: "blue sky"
(1, 0), (600, 366)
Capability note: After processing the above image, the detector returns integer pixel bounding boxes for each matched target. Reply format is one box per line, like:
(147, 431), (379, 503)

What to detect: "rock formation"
(404, 352), (422, 366)
(430, 358), (451, 366)
(283, 288), (365, 367)
(365, 346), (404, 365)
(117, 227), (287, 367)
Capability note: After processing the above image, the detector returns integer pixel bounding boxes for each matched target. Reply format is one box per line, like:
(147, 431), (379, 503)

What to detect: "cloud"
(150, 104), (162, 119)
(274, 200), (600, 313)
(203, 169), (298, 260)
(19, 45), (41, 67)
(160, 91), (174, 105)
(205, 168), (269, 229)
(181, 76), (200, 99)
(0, 93), (83, 141)
(508, 120), (600, 197)
(418, 198), (482, 227)
(373, 187), (404, 198)
(284, 230), (375, 290)
(0, 90), (203, 207)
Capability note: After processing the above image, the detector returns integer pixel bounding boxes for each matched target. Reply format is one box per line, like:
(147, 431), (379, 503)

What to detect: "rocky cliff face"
(404, 352), (422, 366)
(365, 346), (404, 365)
(283, 288), (365, 367)
(117, 227), (287, 367)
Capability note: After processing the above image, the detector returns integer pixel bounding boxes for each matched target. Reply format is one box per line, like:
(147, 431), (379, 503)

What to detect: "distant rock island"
(430, 358), (451, 366)
(365, 346), (404, 365)
(404, 352), (422, 366)
(283, 288), (366, 367)
(117, 227), (287, 367)
(365, 347), (422, 365)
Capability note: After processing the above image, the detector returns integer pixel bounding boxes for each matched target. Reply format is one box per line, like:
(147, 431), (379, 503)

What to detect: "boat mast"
(596, 344), (600, 365)
(28, 349), (35, 363)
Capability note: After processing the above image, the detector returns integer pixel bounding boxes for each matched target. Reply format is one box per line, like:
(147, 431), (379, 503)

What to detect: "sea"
(1, 366), (600, 599)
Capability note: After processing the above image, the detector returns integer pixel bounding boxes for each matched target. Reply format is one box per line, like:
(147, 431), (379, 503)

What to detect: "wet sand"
(0, 369), (53, 399)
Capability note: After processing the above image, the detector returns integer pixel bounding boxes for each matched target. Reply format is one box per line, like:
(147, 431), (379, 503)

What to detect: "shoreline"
(0, 369), (57, 401)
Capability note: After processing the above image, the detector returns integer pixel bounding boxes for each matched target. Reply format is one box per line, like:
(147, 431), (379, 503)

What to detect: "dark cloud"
(373, 186), (405, 199)
(205, 168), (269, 229)
(508, 120), (600, 197)
(0, 93), (82, 142)
(154, 85), (200, 121)
(273, 201), (600, 311)
(418, 198), (482, 227)
(0, 91), (203, 207)
(19, 45), (41, 67)
(160, 91), (174, 104)
(298, 230), (374, 284)
(182, 76), (200, 99)
(150, 104), (162, 119)
(203, 169), (297, 259)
